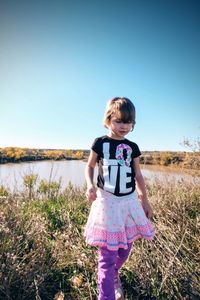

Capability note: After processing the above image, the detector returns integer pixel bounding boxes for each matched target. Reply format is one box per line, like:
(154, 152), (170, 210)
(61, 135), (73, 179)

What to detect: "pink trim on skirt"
(84, 189), (155, 251)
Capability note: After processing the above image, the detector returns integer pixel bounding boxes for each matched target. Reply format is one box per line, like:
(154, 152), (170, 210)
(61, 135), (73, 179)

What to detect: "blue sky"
(0, 0), (199, 151)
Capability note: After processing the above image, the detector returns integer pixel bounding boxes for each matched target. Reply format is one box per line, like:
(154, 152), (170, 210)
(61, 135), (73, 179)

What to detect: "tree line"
(0, 146), (199, 170)
(0, 147), (89, 163)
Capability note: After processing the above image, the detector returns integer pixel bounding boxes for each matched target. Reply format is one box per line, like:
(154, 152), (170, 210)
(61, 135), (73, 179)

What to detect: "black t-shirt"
(91, 135), (141, 196)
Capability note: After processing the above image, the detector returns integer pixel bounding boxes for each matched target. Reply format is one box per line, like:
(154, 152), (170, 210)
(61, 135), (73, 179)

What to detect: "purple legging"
(97, 243), (132, 300)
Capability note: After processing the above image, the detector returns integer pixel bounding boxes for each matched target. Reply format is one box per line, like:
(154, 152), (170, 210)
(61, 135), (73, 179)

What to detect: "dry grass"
(122, 178), (200, 299)
(0, 177), (199, 299)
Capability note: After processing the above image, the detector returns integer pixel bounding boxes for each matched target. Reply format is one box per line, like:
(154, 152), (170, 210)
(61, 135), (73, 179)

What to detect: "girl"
(84, 97), (155, 300)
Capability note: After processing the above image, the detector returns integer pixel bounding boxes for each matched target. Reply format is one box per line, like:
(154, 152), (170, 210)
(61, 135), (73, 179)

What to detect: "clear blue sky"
(0, 0), (199, 151)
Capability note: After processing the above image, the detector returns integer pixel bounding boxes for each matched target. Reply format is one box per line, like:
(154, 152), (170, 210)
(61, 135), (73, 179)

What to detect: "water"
(0, 160), (199, 191)
(0, 160), (87, 191)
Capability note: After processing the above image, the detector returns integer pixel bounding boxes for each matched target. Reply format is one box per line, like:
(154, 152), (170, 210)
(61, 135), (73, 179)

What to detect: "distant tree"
(44, 150), (56, 159)
(182, 137), (200, 152)
(181, 136), (200, 169)
(160, 152), (173, 166)
(152, 152), (159, 165)
(65, 149), (73, 157)
(15, 148), (26, 160)
(43, 150), (65, 160)
(74, 151), (84, 159)
(4, 147), (16, 159)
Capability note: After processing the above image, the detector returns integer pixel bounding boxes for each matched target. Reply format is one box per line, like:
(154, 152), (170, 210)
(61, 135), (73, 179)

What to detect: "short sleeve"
(132, 143), (141, 158)
(91, 137), (102, 155)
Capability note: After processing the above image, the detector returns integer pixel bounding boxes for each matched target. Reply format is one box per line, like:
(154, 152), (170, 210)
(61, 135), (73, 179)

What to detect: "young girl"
(84, 97), (155, 300)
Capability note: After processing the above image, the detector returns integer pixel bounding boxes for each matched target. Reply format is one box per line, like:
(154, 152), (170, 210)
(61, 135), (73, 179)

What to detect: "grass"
(0, 177), (199, 299)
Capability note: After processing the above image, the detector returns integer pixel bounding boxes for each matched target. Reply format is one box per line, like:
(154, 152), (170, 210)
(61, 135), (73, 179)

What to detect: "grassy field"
(0, 176), (199, 300)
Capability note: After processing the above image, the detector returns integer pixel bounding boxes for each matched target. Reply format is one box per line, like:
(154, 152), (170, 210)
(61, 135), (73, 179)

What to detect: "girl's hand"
(141, 199), (153, 219)
(86, 185), (97, 201)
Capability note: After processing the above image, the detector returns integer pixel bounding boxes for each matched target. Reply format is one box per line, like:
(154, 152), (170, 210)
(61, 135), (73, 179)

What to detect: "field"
(0, 175), (199, 299)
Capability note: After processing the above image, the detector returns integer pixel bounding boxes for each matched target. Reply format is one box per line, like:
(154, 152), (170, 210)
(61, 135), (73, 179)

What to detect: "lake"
(0, 160), (199, 192)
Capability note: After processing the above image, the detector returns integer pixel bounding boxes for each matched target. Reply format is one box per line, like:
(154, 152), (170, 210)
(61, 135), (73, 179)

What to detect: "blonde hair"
(103, 97), (136, 128)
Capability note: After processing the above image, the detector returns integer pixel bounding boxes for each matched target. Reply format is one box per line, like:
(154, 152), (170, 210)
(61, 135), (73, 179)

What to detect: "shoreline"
(140, 163), (200, 177)
(0, 157), (80, 164)
(0, 147), (199, 173)
(0, 157), (199, 175)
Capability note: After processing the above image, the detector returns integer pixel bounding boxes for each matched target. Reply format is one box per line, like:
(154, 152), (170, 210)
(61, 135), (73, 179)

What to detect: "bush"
(38, 179), (61, 199)
(23, 174), (38, 200)
(0, 185), (9, 197)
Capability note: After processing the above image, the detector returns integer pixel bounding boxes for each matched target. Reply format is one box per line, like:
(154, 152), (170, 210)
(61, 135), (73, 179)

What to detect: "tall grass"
(0, 177), (199, 299)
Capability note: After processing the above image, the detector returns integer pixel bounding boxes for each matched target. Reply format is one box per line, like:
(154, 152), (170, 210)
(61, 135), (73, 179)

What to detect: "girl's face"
(108, 116), (133, 140)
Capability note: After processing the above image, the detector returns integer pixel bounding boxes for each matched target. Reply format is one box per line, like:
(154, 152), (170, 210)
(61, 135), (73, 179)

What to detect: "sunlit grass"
(0, 176), (199, 299)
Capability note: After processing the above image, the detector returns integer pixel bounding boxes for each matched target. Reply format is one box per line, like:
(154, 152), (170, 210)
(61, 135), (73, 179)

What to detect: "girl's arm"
(85, 150), (98, 201)
(133, 157), (153, 219)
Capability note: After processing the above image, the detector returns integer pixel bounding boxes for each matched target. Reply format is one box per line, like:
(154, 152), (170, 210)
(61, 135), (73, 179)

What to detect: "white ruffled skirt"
(84, 189), (155, 251)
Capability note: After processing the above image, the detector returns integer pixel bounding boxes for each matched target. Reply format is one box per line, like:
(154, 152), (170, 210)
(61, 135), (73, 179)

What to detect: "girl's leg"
(98, 247), (118, 300)
(115, 242), (133, 278)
